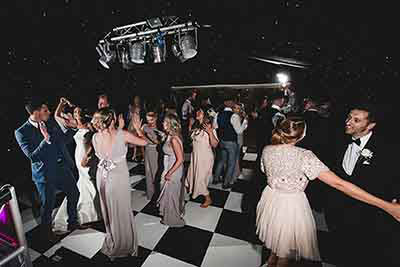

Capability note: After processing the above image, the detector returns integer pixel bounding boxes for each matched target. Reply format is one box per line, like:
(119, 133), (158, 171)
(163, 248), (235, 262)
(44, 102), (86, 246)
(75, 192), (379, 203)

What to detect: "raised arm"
(123, 130), (148, 146)
(318, 170), (400, 221)
(15, 129), (51, 162)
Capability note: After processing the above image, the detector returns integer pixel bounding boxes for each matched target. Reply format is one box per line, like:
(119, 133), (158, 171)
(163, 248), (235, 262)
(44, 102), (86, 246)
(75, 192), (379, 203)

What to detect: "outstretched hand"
(132, 114), (143, 131)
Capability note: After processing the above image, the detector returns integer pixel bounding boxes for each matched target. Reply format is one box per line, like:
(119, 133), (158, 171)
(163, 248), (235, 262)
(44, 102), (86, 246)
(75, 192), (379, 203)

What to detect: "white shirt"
(181, 98), (193, 120)
(342, 131), (373, 175)
(213, 107), (248, 135)
(271, 105), (286, 127)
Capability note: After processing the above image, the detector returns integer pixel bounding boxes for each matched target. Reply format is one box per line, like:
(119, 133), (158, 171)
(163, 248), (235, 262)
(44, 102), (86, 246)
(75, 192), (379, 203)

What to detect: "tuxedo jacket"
(331, 132), (398, 228)
(15, 118), (76, 184)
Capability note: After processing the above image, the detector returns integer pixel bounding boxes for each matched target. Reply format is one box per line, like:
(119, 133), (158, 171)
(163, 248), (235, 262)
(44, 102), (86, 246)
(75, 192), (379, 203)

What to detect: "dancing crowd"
(14, 89), (400, 267)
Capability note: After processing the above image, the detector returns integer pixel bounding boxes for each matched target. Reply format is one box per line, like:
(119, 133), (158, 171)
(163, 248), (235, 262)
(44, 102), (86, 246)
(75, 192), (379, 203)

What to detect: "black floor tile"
(32, 255), (55, 267)
(190, 188), (230, 208)
(230, 179), (251, 194)
(25, 226), (68, 254)
(215, 209), (262, 245)
(132, 179), (146, 191)
(154, 225), (213, 266)
(140, 200), (162, 218)
(129, 164), (145, 176)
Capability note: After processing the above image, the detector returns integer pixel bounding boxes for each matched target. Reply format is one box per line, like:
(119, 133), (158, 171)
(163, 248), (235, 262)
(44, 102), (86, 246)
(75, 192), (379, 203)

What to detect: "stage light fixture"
(171, 43), (188, 63)
(129, 42), (146, 64)
(152, 33), (166, 63)
(96, 42), (116, 69)
(147, 17), (163, 28)
(180, 34), (197, 59)
(120, 46), (134, 69)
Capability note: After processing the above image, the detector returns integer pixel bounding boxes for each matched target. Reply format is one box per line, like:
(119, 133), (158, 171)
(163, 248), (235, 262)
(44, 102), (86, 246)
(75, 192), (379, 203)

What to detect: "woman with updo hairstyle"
(157, 113), (186, 227)
(256, 116), (400, 267)
(90, 107), (148, 260)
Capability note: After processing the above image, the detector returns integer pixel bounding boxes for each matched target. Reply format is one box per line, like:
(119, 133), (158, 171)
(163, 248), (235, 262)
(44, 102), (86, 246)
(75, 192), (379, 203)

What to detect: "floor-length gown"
(143, 125), (159, 200)
(256, 145), (329, 261)
(185, 129), (216, 199)
(157, 135), (185, 227)
(53, 128), (99, 231)
(92, 129), (138, 258)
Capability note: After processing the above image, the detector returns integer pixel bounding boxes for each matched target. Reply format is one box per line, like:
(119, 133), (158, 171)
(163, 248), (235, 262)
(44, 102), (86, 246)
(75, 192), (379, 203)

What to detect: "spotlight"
(171, 43), (188, 63)
(129, 42), (146, 64)
(152, 33), (166, 63)
(96, 42), (116, 69)
(120, 45), (134, 70)
(276, 72), (289, 85)
(180, 34), (197, 59)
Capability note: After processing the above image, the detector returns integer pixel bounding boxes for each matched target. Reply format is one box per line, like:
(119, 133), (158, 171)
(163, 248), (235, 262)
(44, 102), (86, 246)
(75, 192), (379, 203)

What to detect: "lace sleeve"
(301, 150), (329, 180)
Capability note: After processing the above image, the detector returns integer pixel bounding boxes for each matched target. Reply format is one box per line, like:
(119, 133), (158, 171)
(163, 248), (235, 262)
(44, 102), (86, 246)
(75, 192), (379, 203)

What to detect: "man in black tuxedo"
(298, 96), (331, 212)
(325, 103), (398, 267)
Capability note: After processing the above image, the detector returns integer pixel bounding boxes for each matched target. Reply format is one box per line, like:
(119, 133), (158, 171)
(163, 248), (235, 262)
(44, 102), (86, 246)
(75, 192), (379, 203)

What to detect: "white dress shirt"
(213, 107), (248, 135)
(181, 98), (193, 120)
(271, 105), (286, 127)
(342, 131), (372, 175)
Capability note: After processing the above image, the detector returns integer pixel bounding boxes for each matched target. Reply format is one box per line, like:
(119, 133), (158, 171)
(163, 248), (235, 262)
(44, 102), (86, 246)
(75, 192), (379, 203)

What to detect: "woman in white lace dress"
(256, 117), (400, 267)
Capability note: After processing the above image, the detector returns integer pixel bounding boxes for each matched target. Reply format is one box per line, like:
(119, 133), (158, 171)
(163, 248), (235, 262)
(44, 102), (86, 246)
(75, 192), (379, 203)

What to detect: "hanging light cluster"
(96, 16), (200, 69)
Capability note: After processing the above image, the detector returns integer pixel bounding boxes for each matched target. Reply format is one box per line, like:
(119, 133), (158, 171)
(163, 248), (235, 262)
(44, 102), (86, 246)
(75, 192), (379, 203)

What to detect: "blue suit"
(15, 118), (79, 227)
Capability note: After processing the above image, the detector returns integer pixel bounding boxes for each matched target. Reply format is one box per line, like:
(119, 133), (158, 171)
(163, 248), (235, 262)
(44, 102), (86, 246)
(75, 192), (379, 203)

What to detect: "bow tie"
(349, 138), (361, 146)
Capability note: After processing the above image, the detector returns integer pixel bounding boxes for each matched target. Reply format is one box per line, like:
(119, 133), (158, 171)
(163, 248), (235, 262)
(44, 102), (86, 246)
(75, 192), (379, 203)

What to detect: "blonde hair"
(91, 107), (116, 131)
(164, 113), (182, 137)
(271, 116), (306, 145)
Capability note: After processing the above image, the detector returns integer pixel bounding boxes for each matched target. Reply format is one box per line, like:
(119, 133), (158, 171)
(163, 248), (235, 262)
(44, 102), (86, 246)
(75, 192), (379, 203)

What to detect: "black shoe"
(222, 184), (232, 189)
(67, 224), (90, 232)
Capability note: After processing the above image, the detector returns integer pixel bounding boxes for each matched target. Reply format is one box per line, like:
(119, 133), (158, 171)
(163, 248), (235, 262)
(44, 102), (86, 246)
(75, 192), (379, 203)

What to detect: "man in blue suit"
(15, 97), (80, 240)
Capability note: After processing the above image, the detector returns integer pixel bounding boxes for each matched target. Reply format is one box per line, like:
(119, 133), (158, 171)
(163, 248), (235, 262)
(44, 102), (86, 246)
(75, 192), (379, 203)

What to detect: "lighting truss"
(99, 16), (199, 44)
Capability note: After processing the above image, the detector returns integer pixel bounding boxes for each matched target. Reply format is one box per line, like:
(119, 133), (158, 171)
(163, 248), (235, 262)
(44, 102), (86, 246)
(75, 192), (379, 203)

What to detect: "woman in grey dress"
(91, 108), (147, 260)
(157, 113), (185, 227)
(142, 111), (161, 200)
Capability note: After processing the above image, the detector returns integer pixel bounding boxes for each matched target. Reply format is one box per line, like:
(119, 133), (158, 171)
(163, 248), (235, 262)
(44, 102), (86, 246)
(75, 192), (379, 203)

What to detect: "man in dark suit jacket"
(15, 98), (80, 240)
(325, 103), (398, 267)
(298, 96), (331, 212)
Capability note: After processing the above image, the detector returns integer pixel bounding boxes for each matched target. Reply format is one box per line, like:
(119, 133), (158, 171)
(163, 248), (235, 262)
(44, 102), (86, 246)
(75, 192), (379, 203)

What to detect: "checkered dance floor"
(20, 148), (337, 267)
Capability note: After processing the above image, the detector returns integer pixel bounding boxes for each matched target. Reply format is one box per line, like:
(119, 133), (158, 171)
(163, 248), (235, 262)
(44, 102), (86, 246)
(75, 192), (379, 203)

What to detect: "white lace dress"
(256, 145), (329, 261)
(53, 128), (99, 231)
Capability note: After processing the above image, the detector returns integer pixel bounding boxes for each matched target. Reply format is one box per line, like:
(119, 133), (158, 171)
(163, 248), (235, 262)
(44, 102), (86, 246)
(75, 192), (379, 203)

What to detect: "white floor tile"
(135, 213), (169, 250)
(130, 175), (146, 188)
(223, 192), (243, 213)
(183, 202), (223, 232)
(131, 190), (151, 212)
(28, 248), (42, 262)
(201, 236), (262, 267)
(207, 183), (231, 192)
(209, 233), (252, 248)
(61, 229), (105, 259)
(142, 252), (197, 267)
(43, 243), (62, 258)
(242, 153), (257, 162)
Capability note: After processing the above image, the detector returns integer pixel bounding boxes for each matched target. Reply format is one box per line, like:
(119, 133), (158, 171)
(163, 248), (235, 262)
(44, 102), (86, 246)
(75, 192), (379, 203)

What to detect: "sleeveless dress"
(256, 145), (329, 261)
(185, 129), (217, 198)
(53, 128), (99, 231)
(92, 129), (138, 258)
(157, 135), (185, 227)
(142, 124), (159, 200)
